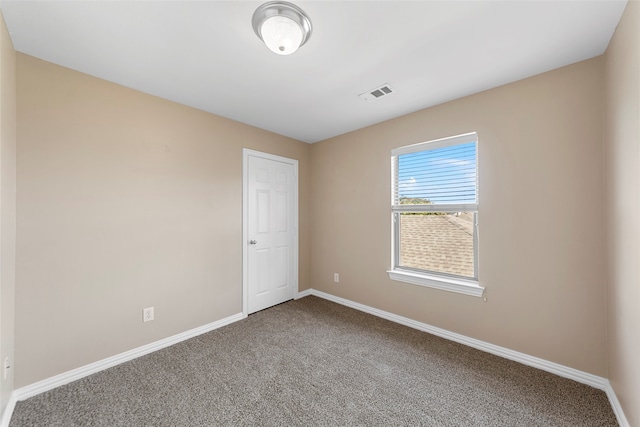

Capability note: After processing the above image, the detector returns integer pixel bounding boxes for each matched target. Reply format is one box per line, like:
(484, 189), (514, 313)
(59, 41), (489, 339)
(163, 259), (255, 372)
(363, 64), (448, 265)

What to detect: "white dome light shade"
(261, 15), (303, 55)
(252, 2), (312, 56)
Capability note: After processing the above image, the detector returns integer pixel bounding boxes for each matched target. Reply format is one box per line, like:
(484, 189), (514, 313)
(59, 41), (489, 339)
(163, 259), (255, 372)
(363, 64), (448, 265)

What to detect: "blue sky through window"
(398, 142), (476, 204)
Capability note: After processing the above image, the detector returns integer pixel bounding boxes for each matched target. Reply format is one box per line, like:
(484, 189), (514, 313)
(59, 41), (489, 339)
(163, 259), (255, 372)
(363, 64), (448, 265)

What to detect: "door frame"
(242, 149), (299, 318)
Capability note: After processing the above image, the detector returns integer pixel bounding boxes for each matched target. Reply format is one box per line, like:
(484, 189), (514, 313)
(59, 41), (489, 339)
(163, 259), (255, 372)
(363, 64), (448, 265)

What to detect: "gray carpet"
(10, 296), (617, 426)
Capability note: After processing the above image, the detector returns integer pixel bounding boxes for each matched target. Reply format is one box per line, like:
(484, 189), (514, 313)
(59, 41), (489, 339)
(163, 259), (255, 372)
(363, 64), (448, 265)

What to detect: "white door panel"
(244, 152), (297, 314)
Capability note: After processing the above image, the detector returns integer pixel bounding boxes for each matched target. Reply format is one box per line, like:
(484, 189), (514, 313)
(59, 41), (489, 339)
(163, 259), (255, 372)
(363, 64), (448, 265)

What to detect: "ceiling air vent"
(359, 83), (395, 102)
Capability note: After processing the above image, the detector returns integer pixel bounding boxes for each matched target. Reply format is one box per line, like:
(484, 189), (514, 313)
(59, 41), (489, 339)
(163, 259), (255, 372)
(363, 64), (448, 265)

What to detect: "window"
(388, 132), (484, 297)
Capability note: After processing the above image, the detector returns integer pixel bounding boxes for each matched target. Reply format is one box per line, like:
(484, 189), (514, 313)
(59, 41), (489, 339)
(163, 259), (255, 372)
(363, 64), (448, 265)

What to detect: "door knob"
(249, 240), (257, 245)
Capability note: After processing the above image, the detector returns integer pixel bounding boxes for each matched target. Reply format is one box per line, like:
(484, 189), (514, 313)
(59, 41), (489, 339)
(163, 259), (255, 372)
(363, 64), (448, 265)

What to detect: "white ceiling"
(0, 1), (627, 143)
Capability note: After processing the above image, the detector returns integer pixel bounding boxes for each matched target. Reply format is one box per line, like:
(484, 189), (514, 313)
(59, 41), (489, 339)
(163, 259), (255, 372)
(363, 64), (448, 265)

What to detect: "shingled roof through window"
(399, 212), (474, 277)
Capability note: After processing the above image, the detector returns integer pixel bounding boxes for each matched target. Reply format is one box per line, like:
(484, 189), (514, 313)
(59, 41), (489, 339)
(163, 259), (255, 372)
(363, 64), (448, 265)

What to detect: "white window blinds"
(392, 132), (478, 212)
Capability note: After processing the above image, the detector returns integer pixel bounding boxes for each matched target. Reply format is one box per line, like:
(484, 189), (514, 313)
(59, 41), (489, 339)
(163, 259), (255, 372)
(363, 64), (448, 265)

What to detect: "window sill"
(387, 269), (485, 297)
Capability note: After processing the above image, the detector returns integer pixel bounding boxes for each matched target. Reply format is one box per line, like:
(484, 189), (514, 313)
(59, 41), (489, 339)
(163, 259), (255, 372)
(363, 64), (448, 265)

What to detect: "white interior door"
(243, 150), (297, 315)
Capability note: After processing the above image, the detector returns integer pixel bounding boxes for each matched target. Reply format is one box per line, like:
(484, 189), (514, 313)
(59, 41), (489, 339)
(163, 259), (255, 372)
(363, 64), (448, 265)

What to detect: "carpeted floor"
(10, 296), (617, 426)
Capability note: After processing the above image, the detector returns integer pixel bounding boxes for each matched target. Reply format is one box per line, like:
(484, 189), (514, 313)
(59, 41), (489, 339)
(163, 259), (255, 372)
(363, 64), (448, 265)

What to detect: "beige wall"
(15, 54), (310, 387)
(0, 12), (16, 416)
(604, 1), (640, 425)
(310, 58), (607, 376)
(8, 9), (638, 422)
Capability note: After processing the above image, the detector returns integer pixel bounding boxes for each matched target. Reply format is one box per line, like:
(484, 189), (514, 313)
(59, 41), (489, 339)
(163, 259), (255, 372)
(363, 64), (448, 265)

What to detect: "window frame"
(387, 132), (485, 297)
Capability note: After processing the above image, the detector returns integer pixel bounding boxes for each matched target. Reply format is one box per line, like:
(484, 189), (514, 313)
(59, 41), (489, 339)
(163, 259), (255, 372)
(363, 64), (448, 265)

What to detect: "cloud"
(398, 177), (417, 193)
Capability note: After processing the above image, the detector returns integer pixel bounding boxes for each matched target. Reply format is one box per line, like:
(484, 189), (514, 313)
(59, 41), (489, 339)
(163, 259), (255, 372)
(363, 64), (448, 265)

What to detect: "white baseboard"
(0, 311), (243, 427)
(1, 393), (17, 427)
(304, 289), (629, 427)
(604, 381), (630, 427)
(295, 288), (312, 299)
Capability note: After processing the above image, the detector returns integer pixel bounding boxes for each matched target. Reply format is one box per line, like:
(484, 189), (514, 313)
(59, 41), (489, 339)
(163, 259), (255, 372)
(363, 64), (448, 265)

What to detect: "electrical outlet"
(143, 307), (154, 323)
(334, 273), (339, 283)
(3, 356), (10, 380)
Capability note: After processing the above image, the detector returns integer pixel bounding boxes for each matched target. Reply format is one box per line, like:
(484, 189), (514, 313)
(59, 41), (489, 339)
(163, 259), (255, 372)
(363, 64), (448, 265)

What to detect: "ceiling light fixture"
(252, 1), (312, 56)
